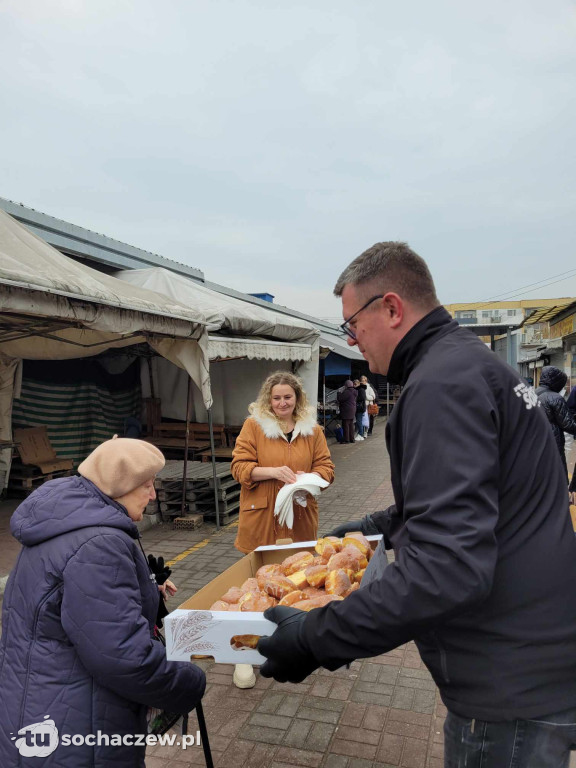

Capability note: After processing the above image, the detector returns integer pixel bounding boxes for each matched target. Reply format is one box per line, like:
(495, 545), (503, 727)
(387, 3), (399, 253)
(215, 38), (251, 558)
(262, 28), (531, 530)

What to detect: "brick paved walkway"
(142, 422), (446, 768)
(2, 420), (576, 766)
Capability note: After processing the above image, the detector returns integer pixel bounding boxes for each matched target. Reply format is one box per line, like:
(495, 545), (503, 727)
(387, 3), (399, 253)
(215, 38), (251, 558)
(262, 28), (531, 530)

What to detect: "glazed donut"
(292, 594), (344, 611)
(343, 582), (360, 597)
(304, 563), (329, 588)
(209, 600), (230, 611)
(220, 586), (245, 604)
(255, 563), (283, 580)
(302, 586), (325, 599)
(281, 551), (315, 576)
(327, 547), (365, 573)
(230, 634), (260, 649)
(239, 592), (277, 612)
(315, 537), (342, 560)
(240, 577), (260, 593)
(343, 532), (372, 560)
(325, 569), (352, 596)
(278, 590), (308, 606)
(261, 574), (298, 600)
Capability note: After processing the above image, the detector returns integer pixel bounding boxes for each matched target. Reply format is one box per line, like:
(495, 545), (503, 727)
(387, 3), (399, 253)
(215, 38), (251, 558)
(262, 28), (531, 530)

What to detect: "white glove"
(274, 473), (329, 530)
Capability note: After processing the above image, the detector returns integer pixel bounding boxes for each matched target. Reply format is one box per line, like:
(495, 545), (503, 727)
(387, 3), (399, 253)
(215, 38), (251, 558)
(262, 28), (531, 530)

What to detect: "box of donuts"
(164, 533), (382, 665)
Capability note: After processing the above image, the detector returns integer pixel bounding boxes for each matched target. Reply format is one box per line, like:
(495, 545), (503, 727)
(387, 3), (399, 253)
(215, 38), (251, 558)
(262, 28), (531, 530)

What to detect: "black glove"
(148, 554), (172, 586)
(258, 606), (320, 683)
(326, 509), (393, 542)
(325, 512), (377, 538)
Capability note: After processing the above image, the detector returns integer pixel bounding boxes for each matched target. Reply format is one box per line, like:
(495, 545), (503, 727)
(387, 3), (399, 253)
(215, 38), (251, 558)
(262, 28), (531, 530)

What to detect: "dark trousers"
(368, 414), (375, 434)
(342, 419), (354, 443)
(355, 412), (364, 436)
(444, 706), (576, 767)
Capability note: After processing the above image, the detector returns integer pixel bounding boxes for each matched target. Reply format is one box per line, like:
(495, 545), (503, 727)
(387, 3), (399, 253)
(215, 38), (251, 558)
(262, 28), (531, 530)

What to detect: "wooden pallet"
(197, 497), (240, 518)
(154, 461), (235, 492)
(8, 469), (73, 494)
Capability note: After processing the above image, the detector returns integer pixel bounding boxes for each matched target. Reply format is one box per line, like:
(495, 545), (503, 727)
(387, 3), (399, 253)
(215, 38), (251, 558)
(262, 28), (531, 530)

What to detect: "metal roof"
(0, 197), (204, 280)
(523, 301), (576, 326)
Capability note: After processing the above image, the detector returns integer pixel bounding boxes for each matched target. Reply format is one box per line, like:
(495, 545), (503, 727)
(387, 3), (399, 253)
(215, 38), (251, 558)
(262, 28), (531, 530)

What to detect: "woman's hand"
(158, 579), (177, 598)
(275, 466), (298, 484)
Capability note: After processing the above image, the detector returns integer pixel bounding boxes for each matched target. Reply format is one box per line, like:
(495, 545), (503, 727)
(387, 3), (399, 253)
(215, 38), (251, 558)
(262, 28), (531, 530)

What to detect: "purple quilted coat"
(0, 475), (206, 767)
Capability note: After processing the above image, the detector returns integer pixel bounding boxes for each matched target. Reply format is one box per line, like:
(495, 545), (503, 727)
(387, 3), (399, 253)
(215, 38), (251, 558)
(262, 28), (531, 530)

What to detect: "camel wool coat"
(231, 409), (335, 553)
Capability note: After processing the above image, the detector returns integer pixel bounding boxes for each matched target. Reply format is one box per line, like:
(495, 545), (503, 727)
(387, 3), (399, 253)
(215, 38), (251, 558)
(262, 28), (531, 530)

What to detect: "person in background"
(564, 384), (576, 500)
(337, 379), (357, 443)
(360, 374), (377, 436)
(567, 383), (576, 418)
(353, 378), (367, 440)
(0, 437), (206, 768)
(231, 370), (334, 688)
(535, 365), (576, 477)
(258, 241), (576, 768)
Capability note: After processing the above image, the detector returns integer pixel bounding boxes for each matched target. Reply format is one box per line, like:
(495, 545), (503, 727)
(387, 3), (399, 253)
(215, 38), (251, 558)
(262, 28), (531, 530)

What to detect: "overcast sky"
(1, 0), (575, 319)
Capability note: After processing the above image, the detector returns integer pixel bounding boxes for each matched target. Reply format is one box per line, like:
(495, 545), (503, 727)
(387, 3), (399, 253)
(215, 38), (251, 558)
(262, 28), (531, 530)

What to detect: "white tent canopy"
(0, 209), (212, 406)
(115, 267), (319, 346)
(115, 267), (321, 424)
(0, 209), (217, 488)
(318, 331), (365, 361)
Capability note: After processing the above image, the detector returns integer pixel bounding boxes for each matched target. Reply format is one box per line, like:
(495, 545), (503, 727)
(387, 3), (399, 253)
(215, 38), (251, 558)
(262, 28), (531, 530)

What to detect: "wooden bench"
(152, 422), (226, 445)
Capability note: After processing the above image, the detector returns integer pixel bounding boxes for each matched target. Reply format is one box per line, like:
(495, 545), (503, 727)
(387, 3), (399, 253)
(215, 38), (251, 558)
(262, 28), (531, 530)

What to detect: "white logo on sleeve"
(513, 382), (539, 410)
(12, 716), (59, 757)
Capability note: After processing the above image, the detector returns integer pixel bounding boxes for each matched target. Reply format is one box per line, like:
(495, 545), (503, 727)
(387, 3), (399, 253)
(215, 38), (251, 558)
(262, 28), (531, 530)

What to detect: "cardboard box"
(164, 535), (382, 665)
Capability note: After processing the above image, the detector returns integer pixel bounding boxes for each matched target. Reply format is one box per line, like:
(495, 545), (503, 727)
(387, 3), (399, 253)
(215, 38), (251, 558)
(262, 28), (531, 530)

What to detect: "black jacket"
(337, 385), (357, 420)
(304, 306), (576, 720)
(535, 366), (576, 456)
(355, 384), (367, 413)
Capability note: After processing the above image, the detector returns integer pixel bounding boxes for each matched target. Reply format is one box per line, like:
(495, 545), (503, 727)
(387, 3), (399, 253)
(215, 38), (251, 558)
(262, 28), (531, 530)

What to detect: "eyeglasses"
(340, 295), (384, 340)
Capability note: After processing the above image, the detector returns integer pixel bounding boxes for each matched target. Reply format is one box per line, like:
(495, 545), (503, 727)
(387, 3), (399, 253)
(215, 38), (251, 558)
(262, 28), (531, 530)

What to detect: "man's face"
(341, 284), (397, 375)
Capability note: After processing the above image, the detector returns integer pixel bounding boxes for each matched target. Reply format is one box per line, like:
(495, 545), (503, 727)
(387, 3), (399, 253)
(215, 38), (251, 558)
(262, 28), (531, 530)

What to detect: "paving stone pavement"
(142, 419), (446, 768)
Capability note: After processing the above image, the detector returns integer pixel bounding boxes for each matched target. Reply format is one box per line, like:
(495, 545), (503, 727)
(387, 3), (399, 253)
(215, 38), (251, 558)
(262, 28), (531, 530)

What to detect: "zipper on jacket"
(431, 630), (450, 684)
(19, 583), (61, 729)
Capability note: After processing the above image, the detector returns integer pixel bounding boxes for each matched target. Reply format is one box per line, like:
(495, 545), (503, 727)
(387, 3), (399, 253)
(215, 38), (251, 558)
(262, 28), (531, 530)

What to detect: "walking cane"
(183, 701), (214, 768)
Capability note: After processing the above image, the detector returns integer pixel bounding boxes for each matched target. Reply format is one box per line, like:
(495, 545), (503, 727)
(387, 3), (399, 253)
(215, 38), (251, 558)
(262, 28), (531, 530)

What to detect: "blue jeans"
(355, 412), (364, 435)
(444, 707), (576, 767)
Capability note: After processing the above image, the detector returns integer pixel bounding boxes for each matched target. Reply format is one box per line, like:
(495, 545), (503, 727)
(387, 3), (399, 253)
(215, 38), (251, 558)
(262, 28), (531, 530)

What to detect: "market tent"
(116, 267), (319, 346)
(115, 267), (320, 424)
(0, 209), (212, 486)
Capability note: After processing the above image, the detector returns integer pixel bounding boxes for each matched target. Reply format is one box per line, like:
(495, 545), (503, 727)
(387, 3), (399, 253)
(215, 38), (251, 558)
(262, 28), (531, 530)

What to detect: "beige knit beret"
(78, 437), (165, 498)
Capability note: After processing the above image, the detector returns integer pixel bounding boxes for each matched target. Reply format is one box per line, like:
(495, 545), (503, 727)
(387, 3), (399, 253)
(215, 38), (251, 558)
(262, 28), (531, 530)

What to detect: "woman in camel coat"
(231, 371), (335, 554)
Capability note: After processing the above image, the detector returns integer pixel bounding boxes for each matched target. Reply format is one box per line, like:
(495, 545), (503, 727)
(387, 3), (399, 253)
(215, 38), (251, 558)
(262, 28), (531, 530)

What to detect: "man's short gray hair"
(334, 241), (439, 309)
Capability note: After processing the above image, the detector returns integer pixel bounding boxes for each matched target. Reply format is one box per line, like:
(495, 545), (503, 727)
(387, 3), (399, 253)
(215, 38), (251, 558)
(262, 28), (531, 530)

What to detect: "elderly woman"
(232, 371), (335, 554)
(0, 437), (205, 768)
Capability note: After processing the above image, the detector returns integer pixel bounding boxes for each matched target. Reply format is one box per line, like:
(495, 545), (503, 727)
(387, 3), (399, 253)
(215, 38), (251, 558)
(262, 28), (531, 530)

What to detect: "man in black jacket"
(258, 242), (576, 767)
(535, 365), (576, 476)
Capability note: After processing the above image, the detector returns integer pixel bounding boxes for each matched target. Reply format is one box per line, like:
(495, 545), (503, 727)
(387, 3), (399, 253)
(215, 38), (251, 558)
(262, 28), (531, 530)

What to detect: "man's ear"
(382, 293), (403, 328)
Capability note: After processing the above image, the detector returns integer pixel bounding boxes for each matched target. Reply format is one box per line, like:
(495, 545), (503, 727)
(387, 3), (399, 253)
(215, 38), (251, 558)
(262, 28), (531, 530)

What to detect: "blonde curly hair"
(249, 371), (311, 423)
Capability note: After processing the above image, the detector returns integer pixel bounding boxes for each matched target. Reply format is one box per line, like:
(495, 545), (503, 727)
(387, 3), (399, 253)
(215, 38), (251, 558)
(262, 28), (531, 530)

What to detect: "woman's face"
(270, 384), (297, 420)
(115, 478), (156, 522)
(360, 376), (367, 384)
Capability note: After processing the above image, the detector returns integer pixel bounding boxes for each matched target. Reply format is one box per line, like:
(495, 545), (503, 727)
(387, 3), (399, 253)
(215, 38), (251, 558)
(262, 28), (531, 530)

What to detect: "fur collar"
(250, 407), (318, 441)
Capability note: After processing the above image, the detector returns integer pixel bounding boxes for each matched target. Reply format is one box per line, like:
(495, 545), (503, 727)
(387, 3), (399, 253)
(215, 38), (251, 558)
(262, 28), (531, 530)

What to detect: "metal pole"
(147, 356), (156, 399)
(208, 407), (220, 530)
(323, 366), (326, 431)
(180, 377), (193, 518)
(386, 382), (390, 421)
